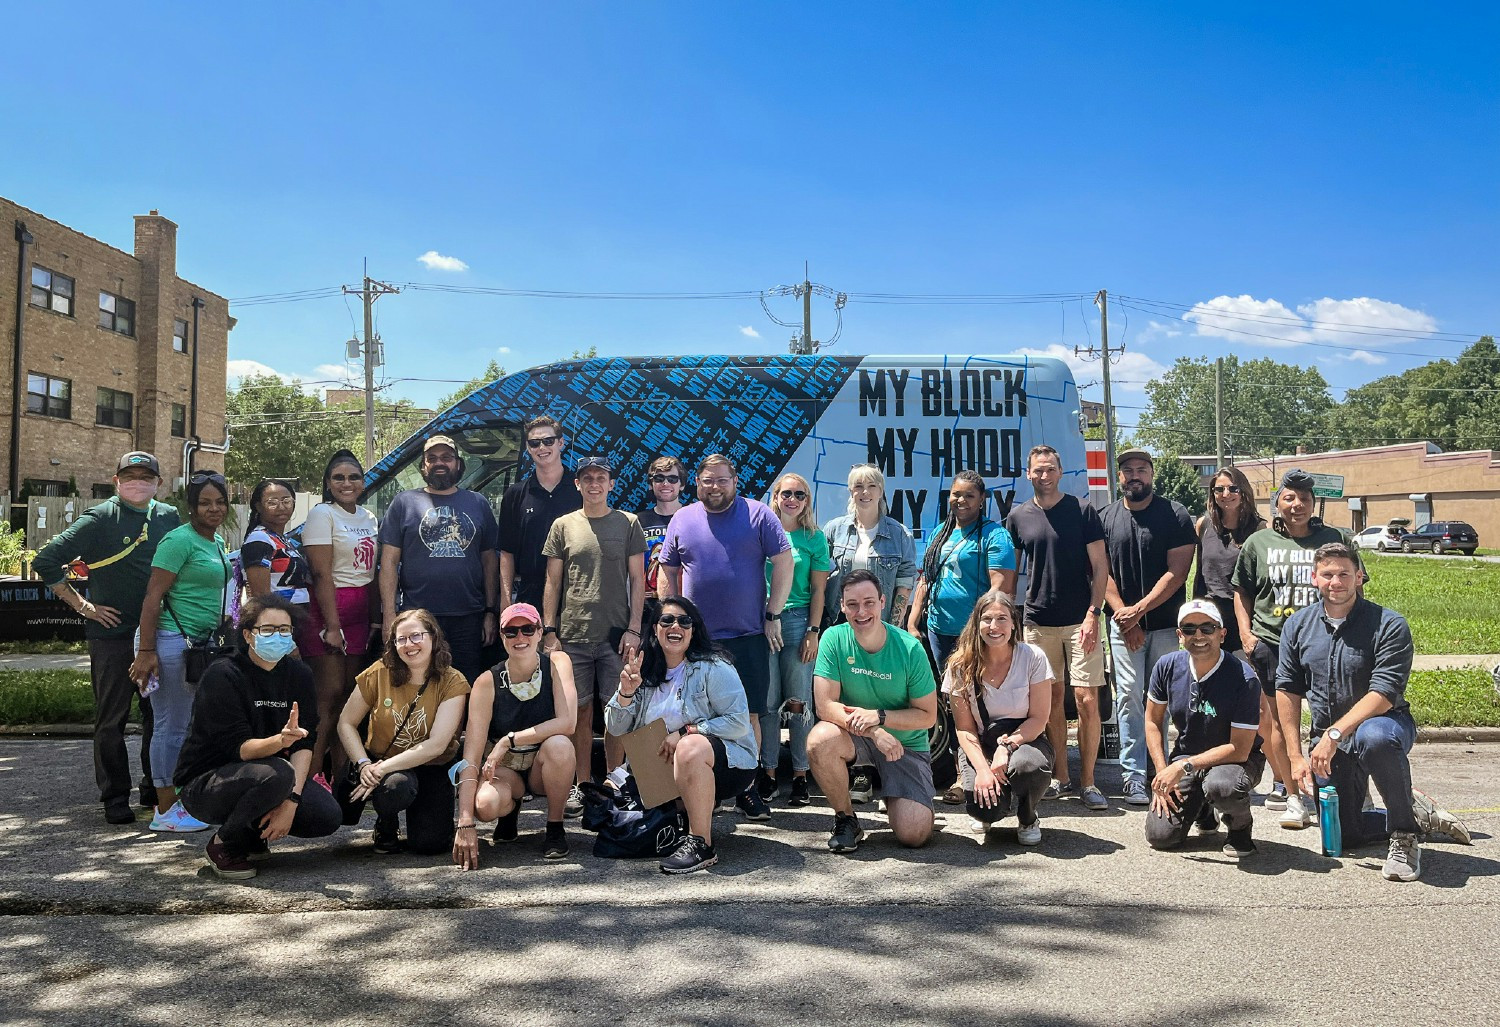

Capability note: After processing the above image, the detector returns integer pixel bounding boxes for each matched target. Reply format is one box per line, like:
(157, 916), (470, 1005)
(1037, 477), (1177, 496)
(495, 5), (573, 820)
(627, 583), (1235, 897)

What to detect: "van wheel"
(929, 715), (957, 790)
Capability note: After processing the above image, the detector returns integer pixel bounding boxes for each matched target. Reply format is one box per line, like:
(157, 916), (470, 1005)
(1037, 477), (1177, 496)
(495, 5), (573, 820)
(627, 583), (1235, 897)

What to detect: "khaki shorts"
(1023, 621), (1105, 689)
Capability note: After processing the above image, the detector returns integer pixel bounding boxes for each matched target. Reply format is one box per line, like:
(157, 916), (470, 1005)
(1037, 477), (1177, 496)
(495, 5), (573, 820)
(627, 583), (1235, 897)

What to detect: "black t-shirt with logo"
(1147, 649), (1263, 760)
(1006, 495), (1105, 627)
(498, 474), (582, 608)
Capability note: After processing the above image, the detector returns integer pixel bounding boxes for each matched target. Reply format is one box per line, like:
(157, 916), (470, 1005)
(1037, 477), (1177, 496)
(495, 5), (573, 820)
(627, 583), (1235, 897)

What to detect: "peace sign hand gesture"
(617, 646), (644, 700)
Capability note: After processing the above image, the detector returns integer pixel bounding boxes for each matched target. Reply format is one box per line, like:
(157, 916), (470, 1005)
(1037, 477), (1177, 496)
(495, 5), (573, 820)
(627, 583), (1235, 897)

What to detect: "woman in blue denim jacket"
(822, 464), (918, 628)
(605, 596), (756, 874)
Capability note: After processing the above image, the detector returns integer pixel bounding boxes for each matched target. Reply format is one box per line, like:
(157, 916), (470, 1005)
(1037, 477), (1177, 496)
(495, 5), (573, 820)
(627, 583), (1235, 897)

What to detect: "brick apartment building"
(1, 198), (232, 507)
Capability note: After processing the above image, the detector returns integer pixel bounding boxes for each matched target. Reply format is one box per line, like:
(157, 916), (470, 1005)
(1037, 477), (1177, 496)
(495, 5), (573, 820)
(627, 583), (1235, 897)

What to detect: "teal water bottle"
(1318, 785), (1342, 857)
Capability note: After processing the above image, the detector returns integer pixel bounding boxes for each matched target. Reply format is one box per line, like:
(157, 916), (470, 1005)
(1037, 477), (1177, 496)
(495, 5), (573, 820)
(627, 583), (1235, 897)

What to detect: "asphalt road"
(2, 739), (1496, 1025)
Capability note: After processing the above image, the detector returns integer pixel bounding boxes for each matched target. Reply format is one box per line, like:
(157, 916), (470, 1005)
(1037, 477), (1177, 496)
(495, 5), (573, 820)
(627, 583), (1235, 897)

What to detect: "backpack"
(578, 779), (687, 859)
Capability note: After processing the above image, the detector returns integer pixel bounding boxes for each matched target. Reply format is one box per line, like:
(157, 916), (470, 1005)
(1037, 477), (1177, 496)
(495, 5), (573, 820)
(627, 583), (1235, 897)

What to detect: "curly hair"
(382, 609), (455, 687)
(236, 593), (306, 652)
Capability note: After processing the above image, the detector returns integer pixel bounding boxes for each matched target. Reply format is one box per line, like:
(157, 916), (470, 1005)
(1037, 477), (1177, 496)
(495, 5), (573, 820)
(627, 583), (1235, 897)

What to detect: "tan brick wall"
(1, 198), (230, 502)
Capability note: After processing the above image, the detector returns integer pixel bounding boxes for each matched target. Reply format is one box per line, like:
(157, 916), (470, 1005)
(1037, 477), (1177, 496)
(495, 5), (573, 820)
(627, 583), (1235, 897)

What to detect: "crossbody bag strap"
(87, 502), (157, 572)
(379, 676), (434, 760)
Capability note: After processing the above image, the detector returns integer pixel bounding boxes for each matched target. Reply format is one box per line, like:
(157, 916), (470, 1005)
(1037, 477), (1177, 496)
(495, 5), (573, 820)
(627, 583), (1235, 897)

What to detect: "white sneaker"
(968, 817), (989, 834)
(1016, 819), (1042, 846)
(149, 801), (211, 833)
(1280, 793), (1312, 830)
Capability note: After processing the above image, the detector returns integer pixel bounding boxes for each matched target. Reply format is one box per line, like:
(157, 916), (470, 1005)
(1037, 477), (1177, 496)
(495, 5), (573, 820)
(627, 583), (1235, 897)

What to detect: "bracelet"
(624, 628), (641, 637)
(619, 689), (637, 699)
(138, 648), (156, 653)
(287, 792), (303, 805)
(456, 822), (476, 830)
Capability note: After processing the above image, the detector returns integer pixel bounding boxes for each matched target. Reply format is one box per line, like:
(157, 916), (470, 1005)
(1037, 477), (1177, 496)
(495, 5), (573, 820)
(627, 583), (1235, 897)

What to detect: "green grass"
(1407, 669), (1500, 728)
(0, 639), (88, 656)
(1362, 553), (1500, 655)
(0, 670), (127, 726)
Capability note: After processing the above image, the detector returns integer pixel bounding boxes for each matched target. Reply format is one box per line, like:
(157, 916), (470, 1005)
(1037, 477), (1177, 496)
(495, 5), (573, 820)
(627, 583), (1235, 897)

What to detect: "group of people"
(33, 423), (1470, 882)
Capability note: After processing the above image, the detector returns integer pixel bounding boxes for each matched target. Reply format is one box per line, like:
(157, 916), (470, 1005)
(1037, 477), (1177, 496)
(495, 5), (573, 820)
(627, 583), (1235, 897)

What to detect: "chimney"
(134, 210), (178, 278)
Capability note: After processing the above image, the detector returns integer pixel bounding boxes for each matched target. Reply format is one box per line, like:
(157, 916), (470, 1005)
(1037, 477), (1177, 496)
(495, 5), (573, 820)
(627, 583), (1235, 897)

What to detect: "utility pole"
(761, 265), (847, 354)
(1215, 356), (1225, 468)
(801, 263), (813, 355)
(1077, 289), (1125, 500)
(342, 269), (400, 467)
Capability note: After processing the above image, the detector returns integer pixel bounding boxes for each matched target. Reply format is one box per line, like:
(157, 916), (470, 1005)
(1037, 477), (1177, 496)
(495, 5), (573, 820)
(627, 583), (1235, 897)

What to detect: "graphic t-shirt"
(927, 520), (1016, 635)
(1231, 523), (1355, 645)
(542, 508), (647, 644)
(769, 527), (832, 610)
(301, 503), (379, 588)
(151, 526), (231, 638)
(239, 526), (311, 604)
(1100, 495), (1198, 632)
(1147, 649), (1263, 760)
(355, 662), (471, 763)
(637, 506), (681, 599)
(658, 496), (790, 639)
(813, 622), (937, 751)
(378, 488), (499, 616)
(941, 642), (1054, 724)
(1006, 496), (1106, 627)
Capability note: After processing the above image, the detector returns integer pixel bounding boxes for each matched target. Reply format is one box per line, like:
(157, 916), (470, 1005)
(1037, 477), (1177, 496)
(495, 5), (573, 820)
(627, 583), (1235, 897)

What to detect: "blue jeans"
(1107, 621), (1179, 786)
(760, 606), (813, 773)
(1318, 710), (1418, 845)
(141, 630), (193, 789)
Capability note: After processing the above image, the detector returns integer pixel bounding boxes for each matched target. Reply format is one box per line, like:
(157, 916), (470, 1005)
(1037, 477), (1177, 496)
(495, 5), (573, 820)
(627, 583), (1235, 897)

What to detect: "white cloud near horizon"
(739, 325), (760, 338)
(227, 359), (341, 395)
(497, 346), (512, 354)
(1324, 349), (1388, 366)
(226, 358), (286, 382)
(417, 250), (469, 272)
(1184, 294), (1436, 349)
(1018, 344), (1168, 394)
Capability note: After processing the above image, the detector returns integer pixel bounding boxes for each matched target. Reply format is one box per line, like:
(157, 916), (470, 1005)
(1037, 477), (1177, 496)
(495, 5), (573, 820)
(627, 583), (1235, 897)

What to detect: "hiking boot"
(828, 812), (865, 853)
(1016, 817), (1043, 846)
(1383, 831), (1422, 882)
(788, 776), (811, 807)
(542, 822), (569, 860)
(493, 806), (520, 843)
(1412, 789), (1472, 845)
(849, 772), (874, 804)
(1081, 785), (1110, 811)
(205, 834), (257, 881)
(1265, 783), (1289, 811)
(660, 834), (718, 874)
(372, 816), (402, 854)
(737, 784), (772, 821)
(757, 768), (779, 801)
(564, 784), (584, 819)
(1280, 793), (1313, 830)
(1222, 827), (1256, 860)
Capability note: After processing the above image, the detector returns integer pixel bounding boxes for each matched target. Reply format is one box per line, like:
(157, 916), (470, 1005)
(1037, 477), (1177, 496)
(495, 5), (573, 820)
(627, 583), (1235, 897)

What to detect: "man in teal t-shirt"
(809, 570), (938, 854)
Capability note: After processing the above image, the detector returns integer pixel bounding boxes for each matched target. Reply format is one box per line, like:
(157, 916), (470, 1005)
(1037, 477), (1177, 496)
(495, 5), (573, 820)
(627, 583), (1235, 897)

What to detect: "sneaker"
(1080, 785), (1110, 811)
(542, 823), (569, 860)
(940, 781), (966, 806)
(1411, 789), (1472, 845)
(1193, 807), (1220, 836)
(849, 772), (874, 804)
(150, 802), (211, 833)
(1122, 780), (1151, 806)
(244, 837), (271, 862)
(1057, 780), (1079, 798)
(493, 806), (520, 843)
(1016, 818), (1043, 846)
(372, 817), (402, 854)
(311, 772), (333, 793)
(828, 812), (865, 853)
(1222, 827), (1256, 860)
(757, 769), (779, 801)
(104, 802), (136, 825)
(1383, 831), (1422, 882)
(204, 834), (257, 881)
(737, 784), (772, 821)
(1280, 793), (1312, 830)
(564, 784), (584, 819)
(660, 834), (718, 874)
(1265, 783), (1288, 811)
(788, 776), (811, 807)
(968, 816), (990, 834)
(1042, 778), (1062, 800)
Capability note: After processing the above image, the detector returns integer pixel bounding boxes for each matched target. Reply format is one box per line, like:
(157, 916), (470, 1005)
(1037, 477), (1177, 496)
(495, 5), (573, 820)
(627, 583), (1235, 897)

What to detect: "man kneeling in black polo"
(1145, 600), (1265, 860)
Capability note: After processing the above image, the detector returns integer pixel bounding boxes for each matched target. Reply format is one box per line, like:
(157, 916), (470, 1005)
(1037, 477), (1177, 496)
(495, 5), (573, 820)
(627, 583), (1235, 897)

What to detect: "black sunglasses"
(526, 435), (560, 449)
(656, 614), (694, 628)
(189, 471), (226, 485)
(1179, 622), (1220, 636)
(778, 489), (808, 501)
(1212, 485), (1241, 495)
(502, 624), (540, 638)
(650, 473), (681, 484)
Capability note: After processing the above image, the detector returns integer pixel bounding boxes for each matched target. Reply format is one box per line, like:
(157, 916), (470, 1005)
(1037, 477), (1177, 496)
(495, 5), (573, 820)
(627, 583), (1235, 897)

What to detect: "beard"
(701, 491), (734, 512)
(423, 466), (456, 489)
(1121, 480), (1152, 502)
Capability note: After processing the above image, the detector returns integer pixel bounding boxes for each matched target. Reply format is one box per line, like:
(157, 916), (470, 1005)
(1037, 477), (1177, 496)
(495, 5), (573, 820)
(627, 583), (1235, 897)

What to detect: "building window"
(173, 318), (189, 353)
(92, 484), (116, 500)
(26, 372), (71, 419)
(23, 479), (68, 498)
(98, 291), (136, 336)
(171, 403), (187, 438)
(96, 387), (134, 429)
(30, 267), (76, 316)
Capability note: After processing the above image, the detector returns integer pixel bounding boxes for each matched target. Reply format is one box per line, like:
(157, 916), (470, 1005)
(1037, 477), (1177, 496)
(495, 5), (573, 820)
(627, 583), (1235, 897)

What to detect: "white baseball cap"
(1177, 599), (1224, 627)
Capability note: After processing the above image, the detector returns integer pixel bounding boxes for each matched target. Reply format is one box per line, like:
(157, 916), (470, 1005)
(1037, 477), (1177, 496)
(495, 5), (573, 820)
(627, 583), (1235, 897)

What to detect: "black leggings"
(338, 763), (455, 855)
(181, 758), (342, 854)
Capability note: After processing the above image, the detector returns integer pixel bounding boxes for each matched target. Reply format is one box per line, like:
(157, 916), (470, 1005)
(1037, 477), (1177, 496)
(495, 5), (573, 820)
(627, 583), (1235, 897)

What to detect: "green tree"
(437, 359), (507, 412)
(225, 373), (349, 489)
(1327, 337), (1500, 452)
(1152, 454), (1206, 517)
(327, 394), (432, 462)
(1136, 355), (1333, 458)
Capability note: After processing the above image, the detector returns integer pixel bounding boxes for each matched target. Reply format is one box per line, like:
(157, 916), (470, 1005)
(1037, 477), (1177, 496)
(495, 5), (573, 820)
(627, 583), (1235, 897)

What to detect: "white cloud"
(497, 346), (512, 355)
(1325, 349), (1388, 366)
(313, 363), (349, 381)
(226, 358), (287, 382)
(1018, 344), (1167, 394)
(1296, 297), (1436, 340)
(739, 325), (761, 338)
(417, 250), (469, 272)
(1183, 294), (1436, 349)
(1185, 295), (1310, 347)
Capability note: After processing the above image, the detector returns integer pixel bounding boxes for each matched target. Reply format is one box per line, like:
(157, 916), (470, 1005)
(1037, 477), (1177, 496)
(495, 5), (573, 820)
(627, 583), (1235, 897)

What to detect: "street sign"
(1308, 472), (1344, 499)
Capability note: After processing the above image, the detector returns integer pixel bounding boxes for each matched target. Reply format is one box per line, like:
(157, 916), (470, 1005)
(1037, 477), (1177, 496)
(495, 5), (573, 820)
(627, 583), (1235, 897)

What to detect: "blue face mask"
(251, 633), (295, 664)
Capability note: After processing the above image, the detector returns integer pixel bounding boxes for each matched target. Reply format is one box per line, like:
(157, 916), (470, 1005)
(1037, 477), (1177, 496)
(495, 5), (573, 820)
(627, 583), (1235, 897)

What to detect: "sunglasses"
(526, 435), (560, 449)
(650, 473), (681, 484)
(778, 489), (808, 501)
(394, 630), (429, 647)
(189, 471), (226, 485)
(1212, 485), (1242, 495)
(329, 472), (362, 483)
(502, 624), (540, 638)
(1178, 622), (1220, 636)
(656, 614), (694, 629)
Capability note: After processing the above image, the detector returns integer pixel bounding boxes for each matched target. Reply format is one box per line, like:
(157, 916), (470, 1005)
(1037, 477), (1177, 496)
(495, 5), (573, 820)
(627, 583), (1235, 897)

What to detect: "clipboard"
(619, 719), (682, 809)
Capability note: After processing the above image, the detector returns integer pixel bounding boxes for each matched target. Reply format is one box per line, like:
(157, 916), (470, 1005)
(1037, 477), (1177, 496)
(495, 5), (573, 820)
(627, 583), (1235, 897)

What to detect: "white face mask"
(117, 480), (157, 507)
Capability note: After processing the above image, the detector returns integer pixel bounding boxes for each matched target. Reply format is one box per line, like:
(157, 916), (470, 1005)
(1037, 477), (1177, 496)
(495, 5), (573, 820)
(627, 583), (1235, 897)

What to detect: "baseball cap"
(423, 434), (459, 454)
(1177, 599), (1224, 627)
(116, 451), (161, 476)
(1116, 447), (1154, 467)
(574, 455), (614, 476)
(1279, 468), (1316, 493)
(500, 602), (542, 626)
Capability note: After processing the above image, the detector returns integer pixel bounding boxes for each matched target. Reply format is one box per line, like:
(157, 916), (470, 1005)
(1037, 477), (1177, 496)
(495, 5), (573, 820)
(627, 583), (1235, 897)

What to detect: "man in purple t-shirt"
(660, 454), (793, 819)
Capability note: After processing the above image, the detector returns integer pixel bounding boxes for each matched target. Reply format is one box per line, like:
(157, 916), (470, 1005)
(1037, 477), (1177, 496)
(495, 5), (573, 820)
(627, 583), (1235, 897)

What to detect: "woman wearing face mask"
(757, 472), (829, 806)
(605, 597), (756, 874)
(336, 609), (470, 855)
(175, 594), (343, 880)
(822, 464), (917, 627)
(637, 455), (687, 621)
(943, 592), (1054, 846)
(131, 470), (236, 834)
(240, 478), (311, 608)
(301, 450), (381, 786)
(452, 603), (578, 869)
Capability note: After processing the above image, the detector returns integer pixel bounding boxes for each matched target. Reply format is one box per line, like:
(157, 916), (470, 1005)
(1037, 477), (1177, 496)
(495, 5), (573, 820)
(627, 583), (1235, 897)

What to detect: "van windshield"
(366, 426), (524, 519)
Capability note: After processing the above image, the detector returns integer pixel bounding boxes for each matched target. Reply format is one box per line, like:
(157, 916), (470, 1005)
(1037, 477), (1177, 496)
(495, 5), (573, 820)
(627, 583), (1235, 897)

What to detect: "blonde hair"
(771, 473), (818, 532)
(846, 463), (889, 519)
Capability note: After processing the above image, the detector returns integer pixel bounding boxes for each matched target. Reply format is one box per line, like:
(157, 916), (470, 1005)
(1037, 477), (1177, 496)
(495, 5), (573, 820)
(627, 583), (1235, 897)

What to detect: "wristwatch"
(543, 626), (558, 636)
(765, 611), (782, 622)
(877, 709), (887, 726)
(1087, 605), (1100, 616)
(1326, 726), (1344, 744)
(1181, 760), (1196, 775)
(807, 625), (820, 634)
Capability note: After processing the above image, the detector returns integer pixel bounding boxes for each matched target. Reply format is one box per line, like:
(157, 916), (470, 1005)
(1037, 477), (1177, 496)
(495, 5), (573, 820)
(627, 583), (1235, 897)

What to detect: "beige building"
(1, 198), (232, 506)
(1184, 443), (1500, 544)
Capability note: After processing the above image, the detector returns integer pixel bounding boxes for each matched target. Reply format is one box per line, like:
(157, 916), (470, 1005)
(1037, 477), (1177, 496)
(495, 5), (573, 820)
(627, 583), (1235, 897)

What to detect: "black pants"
(433, 610), (493, 685)
(1145, 752), (1266, 848)
(89, 637), (154, 806)
(339, 763), (455, 855)
(180, 758), (342, 855)
(964, 736), (1054, 827)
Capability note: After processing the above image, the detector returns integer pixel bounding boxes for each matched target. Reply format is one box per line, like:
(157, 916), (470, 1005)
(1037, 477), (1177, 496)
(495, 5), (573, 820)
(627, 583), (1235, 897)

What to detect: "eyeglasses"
(650, 473), (681, 484)
(527, 435), (560, 449)
(1178, 622), (1220, 636)
(252, 625), (294, 638)
(657, 614), (694, 628)
(394, 630), (429, 647)
(1212, 485), (1242, 495)
(502, 624), (540, 638)
(260, 497), (295, 508)
(699, 477), (733, 488)
(778, 489), (808, 501)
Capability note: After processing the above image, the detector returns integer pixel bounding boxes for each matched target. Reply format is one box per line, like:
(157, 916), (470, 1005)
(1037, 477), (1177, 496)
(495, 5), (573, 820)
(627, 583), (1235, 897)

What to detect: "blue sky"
(4, 3), (1496, 434)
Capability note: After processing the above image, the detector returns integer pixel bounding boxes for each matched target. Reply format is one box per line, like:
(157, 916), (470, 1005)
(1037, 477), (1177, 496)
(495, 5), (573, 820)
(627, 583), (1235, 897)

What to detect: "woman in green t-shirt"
(130, 471), (233, 833)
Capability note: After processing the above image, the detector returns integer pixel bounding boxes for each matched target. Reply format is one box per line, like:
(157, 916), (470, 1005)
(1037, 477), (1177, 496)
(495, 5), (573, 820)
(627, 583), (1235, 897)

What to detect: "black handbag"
(163, 543), (234, 687)
(579, 779), (687, 859)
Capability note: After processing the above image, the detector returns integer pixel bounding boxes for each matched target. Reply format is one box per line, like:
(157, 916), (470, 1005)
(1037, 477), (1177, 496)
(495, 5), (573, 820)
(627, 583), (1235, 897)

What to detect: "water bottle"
(1318, 785), (1342, 857)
